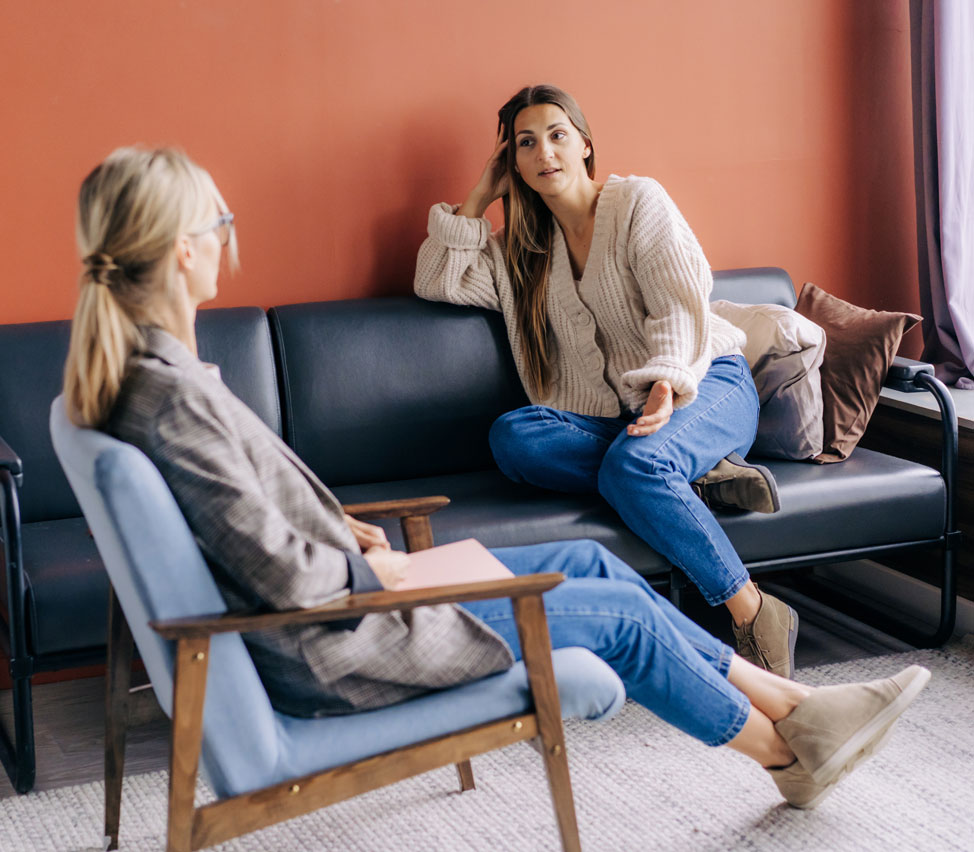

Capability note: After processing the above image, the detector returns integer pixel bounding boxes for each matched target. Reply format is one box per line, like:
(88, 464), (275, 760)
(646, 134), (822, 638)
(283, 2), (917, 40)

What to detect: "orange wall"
(1, 0), (920, 352)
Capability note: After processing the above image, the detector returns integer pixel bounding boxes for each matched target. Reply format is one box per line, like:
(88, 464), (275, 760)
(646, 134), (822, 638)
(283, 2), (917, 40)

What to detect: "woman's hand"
(457, 130), (510, 219)
(344, 514), (391, 552)
(627, 381), (674, 437)
(363, 545), (410, 590)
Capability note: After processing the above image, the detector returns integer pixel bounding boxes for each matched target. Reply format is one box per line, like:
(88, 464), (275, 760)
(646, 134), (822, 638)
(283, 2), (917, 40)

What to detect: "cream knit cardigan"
(414, 174), (745, 417)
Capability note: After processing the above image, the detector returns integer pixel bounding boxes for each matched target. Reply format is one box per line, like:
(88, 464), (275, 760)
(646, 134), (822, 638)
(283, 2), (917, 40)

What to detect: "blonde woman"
(415, 84), (795, 676)
(64, 146), (928, 809)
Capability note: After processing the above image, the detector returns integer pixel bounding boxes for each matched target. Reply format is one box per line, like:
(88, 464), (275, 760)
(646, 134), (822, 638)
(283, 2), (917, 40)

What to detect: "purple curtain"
(912, 0), (974, 388)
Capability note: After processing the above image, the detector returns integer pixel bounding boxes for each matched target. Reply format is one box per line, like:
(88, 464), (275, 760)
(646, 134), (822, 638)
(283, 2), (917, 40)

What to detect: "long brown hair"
(498, 85), (596, 398)
(64, 147), (237, 427)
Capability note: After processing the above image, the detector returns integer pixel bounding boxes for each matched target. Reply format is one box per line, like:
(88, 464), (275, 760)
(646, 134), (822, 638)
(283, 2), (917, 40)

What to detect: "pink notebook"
(397, 539), (514, 590)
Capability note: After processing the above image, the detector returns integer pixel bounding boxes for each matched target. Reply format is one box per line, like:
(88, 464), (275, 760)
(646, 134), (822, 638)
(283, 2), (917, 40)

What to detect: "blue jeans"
(462, 540), (750, 746)
(489, 355), (759, 606)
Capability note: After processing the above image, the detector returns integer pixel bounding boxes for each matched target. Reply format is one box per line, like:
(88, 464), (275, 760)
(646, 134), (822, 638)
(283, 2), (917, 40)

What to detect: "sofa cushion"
(0, 319), (76, 523)
(331, 447), (944, 575)
(195, 307), (283, 439)
(13, 517), (109, 656)
(270, 298), (528, 487)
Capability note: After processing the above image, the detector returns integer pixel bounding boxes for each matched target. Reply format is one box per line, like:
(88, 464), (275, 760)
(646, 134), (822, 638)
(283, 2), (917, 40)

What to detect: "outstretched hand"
(458, 130), (510, 219)
(627, 381), (674, 437)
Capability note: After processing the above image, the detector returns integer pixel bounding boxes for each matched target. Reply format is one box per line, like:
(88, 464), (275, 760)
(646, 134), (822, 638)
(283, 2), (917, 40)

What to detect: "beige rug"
(1, 640), (972, 852)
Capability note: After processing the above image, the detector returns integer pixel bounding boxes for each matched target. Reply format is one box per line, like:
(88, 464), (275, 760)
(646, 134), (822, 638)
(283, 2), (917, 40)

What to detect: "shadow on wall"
(843, 2), (922, 357)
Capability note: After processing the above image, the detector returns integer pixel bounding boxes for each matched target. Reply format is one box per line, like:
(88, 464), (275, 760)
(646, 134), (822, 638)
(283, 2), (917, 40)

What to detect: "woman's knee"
(488, 406), (546, 480)
(597, 441), (671, 504)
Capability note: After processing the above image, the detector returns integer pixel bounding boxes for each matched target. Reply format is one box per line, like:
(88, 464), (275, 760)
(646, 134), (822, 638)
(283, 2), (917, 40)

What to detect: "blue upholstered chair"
(49, 396), (625, 852)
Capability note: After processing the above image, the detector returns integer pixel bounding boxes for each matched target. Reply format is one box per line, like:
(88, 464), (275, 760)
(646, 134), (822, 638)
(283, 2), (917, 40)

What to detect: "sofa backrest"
(271, 267), (796, 487)
(0, 307), (281, 524)
(270, 298), (529, 486)
(712, 267), (796, 307)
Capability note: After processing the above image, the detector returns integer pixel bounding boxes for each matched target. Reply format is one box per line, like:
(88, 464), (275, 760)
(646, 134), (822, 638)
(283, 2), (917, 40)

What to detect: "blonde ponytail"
(63, 147), (235, 426)
(64, 277), (144, 427)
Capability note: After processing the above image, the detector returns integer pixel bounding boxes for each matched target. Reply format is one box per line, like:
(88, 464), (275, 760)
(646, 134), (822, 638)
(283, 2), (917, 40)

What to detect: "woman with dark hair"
(67, 145), (928, 812)
(415, 84), (794, 676)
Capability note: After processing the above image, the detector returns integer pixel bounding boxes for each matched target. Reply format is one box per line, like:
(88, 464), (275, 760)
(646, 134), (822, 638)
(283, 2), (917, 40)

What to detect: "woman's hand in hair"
(344, 514), (391, 552)
(457, 130), (510, 219)
(363, 546), (410, 590)
(627, 381), (674, 437)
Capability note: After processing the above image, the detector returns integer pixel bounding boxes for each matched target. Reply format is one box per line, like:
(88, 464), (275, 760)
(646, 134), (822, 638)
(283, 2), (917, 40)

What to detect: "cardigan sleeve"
(619, 181), (716, 410)
(414, 202), (504, 311)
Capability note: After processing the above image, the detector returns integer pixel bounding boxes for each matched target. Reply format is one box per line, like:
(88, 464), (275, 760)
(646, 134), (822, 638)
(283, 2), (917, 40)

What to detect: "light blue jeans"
(462, 540), (750, 746)
(489, 355), (759, 606)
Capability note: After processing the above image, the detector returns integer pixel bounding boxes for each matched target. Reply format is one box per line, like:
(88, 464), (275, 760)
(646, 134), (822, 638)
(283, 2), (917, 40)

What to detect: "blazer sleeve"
(619, 181), (715, 410)
(413, 203), (504, 311)
(148, 385), (379, 611)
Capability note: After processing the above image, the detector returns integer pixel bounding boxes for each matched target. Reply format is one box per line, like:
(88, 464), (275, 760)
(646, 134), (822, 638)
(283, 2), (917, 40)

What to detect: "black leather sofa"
(0, 266), (958, 793)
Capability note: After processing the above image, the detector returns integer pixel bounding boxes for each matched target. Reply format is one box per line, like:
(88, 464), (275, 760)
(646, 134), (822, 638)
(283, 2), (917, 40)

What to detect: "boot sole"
(725, 452), (781, 513)
(795, 721), (899, 809)
(785, 606), (799, 680)
(809, 665), (931, 786)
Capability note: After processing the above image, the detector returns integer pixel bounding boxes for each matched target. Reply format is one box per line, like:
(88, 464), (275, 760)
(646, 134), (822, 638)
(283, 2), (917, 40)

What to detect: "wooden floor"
(0, 577), (913, 800)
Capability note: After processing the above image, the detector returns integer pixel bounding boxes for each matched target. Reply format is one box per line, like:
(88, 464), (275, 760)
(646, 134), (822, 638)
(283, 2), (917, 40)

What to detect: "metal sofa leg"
(1, 466), (35, 793)
(669, 569), (687, 609)
(0, 666), (36, 794)
(793, 539), (958, 649)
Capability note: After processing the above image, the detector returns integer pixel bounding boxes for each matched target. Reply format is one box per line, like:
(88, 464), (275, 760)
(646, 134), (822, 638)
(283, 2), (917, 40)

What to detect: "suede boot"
(732, 586), (798, 678)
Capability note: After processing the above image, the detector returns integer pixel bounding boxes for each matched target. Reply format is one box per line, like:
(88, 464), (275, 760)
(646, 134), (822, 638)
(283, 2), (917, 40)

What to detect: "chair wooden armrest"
(150, 573), (564, 640)
(341, 495), (450, 552)
(340, 495), (450, 520)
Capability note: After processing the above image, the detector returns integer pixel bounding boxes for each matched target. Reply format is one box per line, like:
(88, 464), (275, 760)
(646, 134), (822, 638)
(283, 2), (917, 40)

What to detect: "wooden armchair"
(50, 398), (625, 852)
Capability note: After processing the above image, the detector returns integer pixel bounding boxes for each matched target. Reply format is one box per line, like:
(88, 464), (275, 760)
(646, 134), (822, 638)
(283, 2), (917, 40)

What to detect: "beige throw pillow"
(711, 300), (826, 460)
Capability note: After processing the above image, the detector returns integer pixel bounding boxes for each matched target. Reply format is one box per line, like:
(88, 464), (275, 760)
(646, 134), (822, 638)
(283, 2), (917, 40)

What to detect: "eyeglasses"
(190, 212), (235, 247)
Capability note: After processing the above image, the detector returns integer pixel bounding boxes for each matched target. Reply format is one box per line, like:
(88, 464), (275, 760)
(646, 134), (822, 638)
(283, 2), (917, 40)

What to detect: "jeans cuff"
(704, 694), (751, 747)
(706, 571), (749, 607)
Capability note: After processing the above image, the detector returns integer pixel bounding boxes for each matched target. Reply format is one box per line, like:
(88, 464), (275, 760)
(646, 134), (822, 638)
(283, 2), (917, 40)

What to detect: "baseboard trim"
(812, 561), (974, 639)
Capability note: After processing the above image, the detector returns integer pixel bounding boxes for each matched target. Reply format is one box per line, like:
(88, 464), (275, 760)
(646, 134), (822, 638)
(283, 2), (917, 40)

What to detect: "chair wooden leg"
(105, 586), (134, 851)
(512, 594), (581, 852)
(401, 515), (434, 552)
(455, 759), (475, 792)
(167, 637), (211, 852)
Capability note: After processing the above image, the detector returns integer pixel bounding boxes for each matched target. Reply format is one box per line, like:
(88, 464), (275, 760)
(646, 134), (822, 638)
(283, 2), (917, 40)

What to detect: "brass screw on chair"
(551, 744), (562, 756)
(513, 721), (523, 731)
(289, 784), (300, 795)
(193, 652), (205, 662)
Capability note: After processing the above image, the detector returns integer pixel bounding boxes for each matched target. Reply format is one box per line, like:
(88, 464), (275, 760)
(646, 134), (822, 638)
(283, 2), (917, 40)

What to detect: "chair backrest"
(49, 396), (282, 795)
(0, 307), (280, 525)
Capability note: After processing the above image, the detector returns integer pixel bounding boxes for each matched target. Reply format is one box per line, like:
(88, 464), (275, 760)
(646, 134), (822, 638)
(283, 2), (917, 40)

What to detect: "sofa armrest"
(884, 356), (935, 393)
(150, 572), (563, 640)
(880, 356), (959, 538)
(0, 434), (23, 485)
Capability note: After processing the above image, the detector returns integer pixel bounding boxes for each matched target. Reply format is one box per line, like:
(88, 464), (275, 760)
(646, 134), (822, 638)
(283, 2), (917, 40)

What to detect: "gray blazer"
(106, 328), (513, 716)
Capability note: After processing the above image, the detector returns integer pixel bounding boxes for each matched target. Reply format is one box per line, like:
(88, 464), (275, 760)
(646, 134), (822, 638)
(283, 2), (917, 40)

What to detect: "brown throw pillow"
(794, 283), (920, 463)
